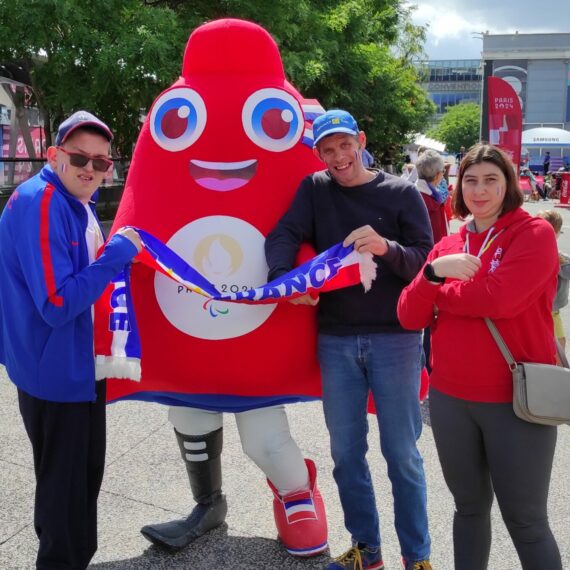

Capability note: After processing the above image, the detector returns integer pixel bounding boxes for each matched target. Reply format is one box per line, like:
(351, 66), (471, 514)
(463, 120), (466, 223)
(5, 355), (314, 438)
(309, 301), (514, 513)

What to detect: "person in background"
(0, 111), (141, 570)
(398, 143), (562, 570)
(536, 209), (570, 350)
(521, 167), (548, 201)
(362, 148), (375, 168)
(441, 162), (454, 221)
(401, 147), (427, 185)
(437, 163), (451, 202)
(551, 167), (566, 199)
(415, 150), (449, 245)
(543, 151), (551, 176)
(414, 150), (450, 376)
(401, 153), (418, 183)
(455, 146), (465, 165)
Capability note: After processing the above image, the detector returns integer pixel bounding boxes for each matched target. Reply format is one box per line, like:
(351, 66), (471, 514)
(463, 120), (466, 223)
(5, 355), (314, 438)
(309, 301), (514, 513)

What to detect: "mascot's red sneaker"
(267, 458), (328, 557)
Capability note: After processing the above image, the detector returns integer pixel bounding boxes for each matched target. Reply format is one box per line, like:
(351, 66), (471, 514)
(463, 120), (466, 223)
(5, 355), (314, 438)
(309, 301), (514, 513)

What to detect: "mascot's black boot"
(141, 427), (227, 551)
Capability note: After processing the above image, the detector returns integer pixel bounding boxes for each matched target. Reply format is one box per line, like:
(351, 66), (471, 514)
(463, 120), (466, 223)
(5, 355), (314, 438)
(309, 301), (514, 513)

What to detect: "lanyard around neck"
(464, 226), (503, 259)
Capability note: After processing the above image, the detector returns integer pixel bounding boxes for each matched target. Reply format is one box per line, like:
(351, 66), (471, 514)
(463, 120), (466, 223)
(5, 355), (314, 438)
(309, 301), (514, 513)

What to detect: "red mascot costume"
(105, 19), (328, 557)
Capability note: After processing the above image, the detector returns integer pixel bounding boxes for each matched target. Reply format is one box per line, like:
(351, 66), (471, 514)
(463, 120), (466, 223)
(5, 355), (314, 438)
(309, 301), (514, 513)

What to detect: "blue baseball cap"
(312, 109), (359, 147)
(55, 110), (113, 146)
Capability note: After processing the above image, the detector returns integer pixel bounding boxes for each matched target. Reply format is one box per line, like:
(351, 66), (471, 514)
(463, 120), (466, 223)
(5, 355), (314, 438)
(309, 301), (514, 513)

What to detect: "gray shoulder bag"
(485, 318), (570, 426)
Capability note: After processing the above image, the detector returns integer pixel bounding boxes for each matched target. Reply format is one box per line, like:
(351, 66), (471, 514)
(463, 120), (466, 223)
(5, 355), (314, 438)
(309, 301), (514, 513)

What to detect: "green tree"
(0, 0), (434, 160)
(429, 103), (481, 153)
(161, 0), (435, 162)
(0, 0), (183, 155)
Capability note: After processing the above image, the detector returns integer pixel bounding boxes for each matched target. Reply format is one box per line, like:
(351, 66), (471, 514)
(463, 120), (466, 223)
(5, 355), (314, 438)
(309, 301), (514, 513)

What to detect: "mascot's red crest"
(107, 19), (325, 407)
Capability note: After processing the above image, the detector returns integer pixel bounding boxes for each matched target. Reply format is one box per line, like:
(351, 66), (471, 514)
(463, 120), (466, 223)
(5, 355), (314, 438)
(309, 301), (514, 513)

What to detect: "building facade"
(418, 59), (482, 123)
(482, 32), (570, 169)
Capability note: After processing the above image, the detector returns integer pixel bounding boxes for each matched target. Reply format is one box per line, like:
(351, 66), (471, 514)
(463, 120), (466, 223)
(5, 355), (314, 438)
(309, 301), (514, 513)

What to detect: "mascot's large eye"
(242, 88), (304, 152)
(150, 88), (207, 152)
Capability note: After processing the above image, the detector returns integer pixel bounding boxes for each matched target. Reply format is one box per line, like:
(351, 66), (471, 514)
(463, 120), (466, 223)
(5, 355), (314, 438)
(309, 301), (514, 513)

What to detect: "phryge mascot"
(105, 19), (328, 556)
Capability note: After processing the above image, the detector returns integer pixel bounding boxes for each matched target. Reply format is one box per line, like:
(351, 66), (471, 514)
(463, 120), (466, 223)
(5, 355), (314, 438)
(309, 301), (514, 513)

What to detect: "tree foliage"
(0, 0), (434, 160)
(0, 0), (183, 155)
(428, 103), (481, 153)
(163, 0), (436, 162)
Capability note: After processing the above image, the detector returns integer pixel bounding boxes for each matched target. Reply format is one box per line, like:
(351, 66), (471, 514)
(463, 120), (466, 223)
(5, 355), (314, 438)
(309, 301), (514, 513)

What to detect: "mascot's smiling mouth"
(189, 159), (258, 191)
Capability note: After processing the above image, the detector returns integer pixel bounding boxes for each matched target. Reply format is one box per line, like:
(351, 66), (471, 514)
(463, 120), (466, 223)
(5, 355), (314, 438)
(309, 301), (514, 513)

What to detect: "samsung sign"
(522, 128), (570, 147)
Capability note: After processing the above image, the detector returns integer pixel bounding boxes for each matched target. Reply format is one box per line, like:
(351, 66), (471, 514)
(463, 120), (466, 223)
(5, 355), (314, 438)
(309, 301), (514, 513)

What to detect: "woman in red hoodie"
(398, 144), (562, 570)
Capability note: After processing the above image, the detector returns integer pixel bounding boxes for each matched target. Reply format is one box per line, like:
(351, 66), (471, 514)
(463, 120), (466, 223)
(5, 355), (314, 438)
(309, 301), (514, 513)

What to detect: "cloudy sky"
(409, 0), (570, 60)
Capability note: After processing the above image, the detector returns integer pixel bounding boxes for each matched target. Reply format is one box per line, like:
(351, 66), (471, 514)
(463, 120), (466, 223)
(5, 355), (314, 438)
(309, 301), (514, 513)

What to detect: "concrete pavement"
(1, 200), (570, 569)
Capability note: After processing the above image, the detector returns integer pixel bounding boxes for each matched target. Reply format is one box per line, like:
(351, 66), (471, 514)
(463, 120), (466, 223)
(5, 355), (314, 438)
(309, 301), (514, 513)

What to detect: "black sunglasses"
(57, 147), (112, 173)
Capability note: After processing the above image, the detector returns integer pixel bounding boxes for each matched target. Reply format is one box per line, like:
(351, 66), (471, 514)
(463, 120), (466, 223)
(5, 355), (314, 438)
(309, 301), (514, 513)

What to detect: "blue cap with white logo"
(312, 109), (359, 147)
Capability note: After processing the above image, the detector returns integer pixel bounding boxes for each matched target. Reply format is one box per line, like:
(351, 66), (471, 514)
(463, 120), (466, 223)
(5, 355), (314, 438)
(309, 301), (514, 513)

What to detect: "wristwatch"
(423, 263), (446, 284)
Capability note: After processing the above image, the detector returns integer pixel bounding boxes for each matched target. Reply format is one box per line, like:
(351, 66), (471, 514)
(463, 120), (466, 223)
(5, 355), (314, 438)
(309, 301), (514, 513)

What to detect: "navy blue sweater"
(265, 169), (433, 334)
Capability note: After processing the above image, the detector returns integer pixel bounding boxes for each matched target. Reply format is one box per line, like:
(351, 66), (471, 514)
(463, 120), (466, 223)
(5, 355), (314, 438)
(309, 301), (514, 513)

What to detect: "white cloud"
(409, 2), (492, 59)
(407, 0), (570, 59)
(413, 3), (487, 43)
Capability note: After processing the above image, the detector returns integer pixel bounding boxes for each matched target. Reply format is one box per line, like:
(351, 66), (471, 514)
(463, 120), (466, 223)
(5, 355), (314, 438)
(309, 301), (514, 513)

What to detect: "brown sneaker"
(328, 544), (384, 569)
(403, 560), (433, 570)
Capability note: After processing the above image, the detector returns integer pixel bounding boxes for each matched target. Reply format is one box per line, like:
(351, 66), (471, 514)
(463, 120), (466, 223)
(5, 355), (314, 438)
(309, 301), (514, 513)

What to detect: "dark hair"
(452, 143), (523, 219)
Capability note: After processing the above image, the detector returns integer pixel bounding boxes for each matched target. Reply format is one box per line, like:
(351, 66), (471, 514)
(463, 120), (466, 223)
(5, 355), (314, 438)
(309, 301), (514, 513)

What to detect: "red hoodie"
(398, 208), (558, 402)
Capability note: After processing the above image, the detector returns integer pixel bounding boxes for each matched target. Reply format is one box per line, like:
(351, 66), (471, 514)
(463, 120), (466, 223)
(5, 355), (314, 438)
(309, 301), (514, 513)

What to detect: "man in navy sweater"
(0, 111), (141, 569)
(265, 110), (434, 570)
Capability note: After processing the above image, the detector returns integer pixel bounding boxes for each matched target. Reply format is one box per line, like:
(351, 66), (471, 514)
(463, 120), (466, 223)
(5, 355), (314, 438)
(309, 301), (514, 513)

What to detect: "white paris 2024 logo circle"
(155, 216), (277, 340)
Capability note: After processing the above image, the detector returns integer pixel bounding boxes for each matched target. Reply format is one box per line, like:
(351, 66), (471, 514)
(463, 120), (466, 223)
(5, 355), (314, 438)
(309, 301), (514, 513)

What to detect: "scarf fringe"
(359, 251), (377, 292)
(95, 355), (141, 382)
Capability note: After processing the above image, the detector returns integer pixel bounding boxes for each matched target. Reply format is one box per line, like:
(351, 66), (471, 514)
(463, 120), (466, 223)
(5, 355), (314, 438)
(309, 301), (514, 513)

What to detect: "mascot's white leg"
(140, 406), (228, 551)
(236, 406), (328, 557)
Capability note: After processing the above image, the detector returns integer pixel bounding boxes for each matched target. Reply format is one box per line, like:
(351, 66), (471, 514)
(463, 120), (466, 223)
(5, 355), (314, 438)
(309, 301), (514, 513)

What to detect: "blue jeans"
(318, 332), (430, 561)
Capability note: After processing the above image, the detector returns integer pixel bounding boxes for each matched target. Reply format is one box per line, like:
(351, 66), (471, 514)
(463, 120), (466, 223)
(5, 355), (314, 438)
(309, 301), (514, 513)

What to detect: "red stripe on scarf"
(94, 283), (113, 357)
(319, 262), (361, 293)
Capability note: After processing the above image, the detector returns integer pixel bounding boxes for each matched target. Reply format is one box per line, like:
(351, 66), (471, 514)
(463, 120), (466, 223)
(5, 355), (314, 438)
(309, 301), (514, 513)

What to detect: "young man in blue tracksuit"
(0, 111), (141, 569)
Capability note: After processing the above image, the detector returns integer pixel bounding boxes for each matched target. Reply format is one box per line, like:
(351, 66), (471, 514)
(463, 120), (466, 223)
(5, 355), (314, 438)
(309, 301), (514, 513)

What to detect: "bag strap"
(484, 317), (570, 369)
(484, 318), (517, 370)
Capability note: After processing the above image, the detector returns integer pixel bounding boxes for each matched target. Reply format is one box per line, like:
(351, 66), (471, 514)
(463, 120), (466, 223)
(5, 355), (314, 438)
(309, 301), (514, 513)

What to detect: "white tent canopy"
(522, 127), (570, 147)
(406, 134), (446, 153)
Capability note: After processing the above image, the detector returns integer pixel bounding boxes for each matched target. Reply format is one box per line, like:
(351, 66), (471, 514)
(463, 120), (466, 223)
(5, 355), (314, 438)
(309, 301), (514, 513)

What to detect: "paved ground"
(1, 200), (570, 569)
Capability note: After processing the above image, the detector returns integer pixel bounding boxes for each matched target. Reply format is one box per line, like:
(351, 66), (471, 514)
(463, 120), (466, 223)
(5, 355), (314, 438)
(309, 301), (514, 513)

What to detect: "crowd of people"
(518, 151), (570, 202)
(0, 104), (567, 570)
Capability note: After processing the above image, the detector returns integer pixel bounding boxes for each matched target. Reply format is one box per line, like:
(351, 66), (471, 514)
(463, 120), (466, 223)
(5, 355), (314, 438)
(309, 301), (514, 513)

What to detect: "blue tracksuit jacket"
(0, 165), (137, 402)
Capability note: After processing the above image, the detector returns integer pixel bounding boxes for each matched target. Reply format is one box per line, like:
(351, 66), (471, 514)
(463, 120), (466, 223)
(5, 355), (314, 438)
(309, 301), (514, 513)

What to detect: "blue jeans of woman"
(318, 332), (430, 561)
